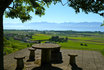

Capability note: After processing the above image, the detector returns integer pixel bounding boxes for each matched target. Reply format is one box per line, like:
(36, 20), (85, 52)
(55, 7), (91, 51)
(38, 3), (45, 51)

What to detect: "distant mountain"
(3, 22), (104, 32)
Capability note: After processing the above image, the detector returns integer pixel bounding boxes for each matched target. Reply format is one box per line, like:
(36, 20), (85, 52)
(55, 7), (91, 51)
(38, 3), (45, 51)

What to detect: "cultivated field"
(4, 30), (104, 55)
(30, 34), (104, 55)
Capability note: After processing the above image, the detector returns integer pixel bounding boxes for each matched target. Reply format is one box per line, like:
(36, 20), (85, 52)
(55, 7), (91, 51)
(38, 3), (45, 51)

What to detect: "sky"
(3, 0), (104, 24)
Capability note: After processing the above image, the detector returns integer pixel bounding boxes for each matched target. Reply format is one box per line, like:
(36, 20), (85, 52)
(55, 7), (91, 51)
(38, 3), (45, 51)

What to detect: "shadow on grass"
(31, 66), (63, 70)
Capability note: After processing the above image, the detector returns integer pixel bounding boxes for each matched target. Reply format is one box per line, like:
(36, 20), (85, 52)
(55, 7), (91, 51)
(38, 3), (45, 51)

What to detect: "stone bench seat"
(68, 54), (78, 65)
(28, 48), (36, 61)
(14, 56), (25, 59)
(28, 48), (36, 51)
(14, 55), (25, 70)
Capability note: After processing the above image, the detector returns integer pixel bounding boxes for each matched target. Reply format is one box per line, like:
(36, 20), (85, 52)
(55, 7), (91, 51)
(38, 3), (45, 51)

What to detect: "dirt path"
(4, 48), (104, 70)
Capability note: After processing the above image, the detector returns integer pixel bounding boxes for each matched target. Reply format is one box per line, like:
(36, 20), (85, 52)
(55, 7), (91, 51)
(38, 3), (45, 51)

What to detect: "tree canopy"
(68, 0), (104, 16)
(2, 0), (61, 22)
(1, 0), (104, 22)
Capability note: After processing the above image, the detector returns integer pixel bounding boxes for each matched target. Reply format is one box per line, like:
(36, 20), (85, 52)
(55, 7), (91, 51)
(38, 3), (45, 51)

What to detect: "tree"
(50, 36), (59, 42)
(0, 0), (104, 70)
(65, 37), (68, 42)
(0, 0), (60, 69)
(50, 36), (68, 43)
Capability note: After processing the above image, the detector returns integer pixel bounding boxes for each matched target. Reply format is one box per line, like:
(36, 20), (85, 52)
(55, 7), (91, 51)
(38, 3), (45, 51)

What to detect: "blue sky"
(3, 0), (104, 24)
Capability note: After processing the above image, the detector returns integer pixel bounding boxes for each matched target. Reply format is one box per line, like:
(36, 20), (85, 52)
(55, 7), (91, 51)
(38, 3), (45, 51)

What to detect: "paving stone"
(4, 48), (104, 70)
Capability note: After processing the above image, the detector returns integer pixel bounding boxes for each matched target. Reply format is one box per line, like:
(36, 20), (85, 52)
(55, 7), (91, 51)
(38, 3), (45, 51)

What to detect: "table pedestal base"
(41, 49), (51, 67)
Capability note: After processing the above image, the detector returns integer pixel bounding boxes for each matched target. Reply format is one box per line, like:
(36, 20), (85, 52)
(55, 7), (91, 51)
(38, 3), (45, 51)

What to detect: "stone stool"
(68, 54), (78, 65)
(28, 48), (36, 61)
(14, 56), (25, 70)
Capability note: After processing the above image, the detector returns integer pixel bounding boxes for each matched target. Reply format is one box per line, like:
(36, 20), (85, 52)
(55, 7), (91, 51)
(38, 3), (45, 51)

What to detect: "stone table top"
(32, 43), (61, 49)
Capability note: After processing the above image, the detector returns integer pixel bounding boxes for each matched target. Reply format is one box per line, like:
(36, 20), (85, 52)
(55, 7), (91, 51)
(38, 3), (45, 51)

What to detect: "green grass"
(59, 40), (104, 50)
(4, 39), (31, 55)
(59, 37), (104, 55)
(30, 34), (51, 41)
(30, 34), (104, 55)
(68, 36), (104, 41)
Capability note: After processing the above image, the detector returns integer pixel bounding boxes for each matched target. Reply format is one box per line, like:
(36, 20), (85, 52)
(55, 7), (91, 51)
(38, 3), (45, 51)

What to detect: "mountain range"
(3, 22), (104, 32)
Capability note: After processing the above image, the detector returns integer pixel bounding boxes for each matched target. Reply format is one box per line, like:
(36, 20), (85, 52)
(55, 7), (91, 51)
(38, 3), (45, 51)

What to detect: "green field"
(59, 39), (104, 50)
(30, 34), (51, 40)
(30, 34), (104, 55)
(4, 30), (104, 56)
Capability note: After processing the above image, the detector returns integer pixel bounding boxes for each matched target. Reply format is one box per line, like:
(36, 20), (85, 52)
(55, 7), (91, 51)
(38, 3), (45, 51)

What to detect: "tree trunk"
(0, 11), (4, 70)
(0, 0), (13, 70)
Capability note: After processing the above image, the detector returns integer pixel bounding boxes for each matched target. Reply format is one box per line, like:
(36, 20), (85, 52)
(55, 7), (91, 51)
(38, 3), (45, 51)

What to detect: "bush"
(4, 47), (13, 55)
(80, 43), (83, 46)
(4, 37), (30, 55)
(84, 44), (87, 46)
(49, 36), (68, 43)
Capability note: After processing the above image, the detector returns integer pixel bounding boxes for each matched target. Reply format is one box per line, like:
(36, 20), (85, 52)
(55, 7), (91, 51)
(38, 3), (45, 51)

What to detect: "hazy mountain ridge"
(4, 22), (104, 31)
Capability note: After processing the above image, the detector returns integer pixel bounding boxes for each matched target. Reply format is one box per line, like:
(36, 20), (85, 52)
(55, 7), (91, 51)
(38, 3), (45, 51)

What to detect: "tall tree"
(0, 0), (104, 70)
(0, 0), (60, 69)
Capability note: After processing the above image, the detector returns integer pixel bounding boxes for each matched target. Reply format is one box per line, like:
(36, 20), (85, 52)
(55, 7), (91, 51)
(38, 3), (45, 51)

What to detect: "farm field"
(4, 30), (104, 55)
(30, 34), (104, 55)
(31, 34), (51, 41)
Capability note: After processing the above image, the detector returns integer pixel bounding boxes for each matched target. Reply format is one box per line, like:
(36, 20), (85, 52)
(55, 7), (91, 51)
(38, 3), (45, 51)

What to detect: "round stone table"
(32, 43), (61, 67)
